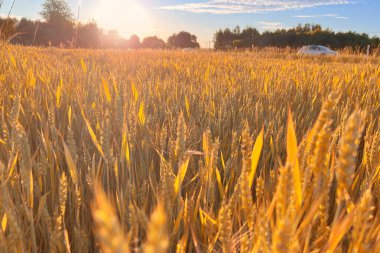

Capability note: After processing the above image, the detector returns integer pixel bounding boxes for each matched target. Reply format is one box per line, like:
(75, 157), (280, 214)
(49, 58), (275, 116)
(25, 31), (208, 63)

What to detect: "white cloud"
(159, 0), (357, 14)
(293, 14), (337, 18)
(293, 14), (348, 19)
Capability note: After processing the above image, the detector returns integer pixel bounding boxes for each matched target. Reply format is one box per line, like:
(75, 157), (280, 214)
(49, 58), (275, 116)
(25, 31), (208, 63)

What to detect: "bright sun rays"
(94, 0), (151, 37)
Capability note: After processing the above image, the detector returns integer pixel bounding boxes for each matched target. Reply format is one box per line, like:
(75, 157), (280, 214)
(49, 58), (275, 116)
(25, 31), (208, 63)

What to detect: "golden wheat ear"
(143, 203), (169, 253)
(91, 184), (130, 253)
(336, 109), (363, 201)
(218, 205), (233, 253)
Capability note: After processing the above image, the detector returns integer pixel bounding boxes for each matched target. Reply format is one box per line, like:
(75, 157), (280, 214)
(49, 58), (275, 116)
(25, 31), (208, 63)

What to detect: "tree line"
(0, 0), (200, 49)
(0, 17), (200, 49)
(1, 0), (379, 50)
(214, 24), (380, 50)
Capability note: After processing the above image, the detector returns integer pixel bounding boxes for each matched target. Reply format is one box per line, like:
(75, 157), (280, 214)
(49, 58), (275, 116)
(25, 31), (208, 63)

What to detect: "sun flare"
(94, 0), (151, 38)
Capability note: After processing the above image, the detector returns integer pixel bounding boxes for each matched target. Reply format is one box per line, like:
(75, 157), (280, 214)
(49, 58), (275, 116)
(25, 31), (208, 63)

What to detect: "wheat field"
(0, 45), (380, 252)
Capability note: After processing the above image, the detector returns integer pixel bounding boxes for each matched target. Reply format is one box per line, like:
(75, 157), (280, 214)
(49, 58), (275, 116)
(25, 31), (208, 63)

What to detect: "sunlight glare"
(94, 0), (151, 38)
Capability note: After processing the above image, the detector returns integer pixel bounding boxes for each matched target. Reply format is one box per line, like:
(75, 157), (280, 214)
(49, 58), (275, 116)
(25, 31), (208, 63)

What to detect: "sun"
(94, 0), (151, 38)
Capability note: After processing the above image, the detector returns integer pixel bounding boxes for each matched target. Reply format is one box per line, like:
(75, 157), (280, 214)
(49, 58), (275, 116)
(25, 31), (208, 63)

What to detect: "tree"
(0, 17), (18, 41)
(167, 31), (200, 49)
(39, 0), (74, 46)
(40, 0), (73, 23)
(213, 28), (234, 50)
(213, 24), (380, 50)
(128, 34), (140, 49)
(240, 27), (260, 48)
(77, 22), (101, 48)
(13, 18), (37, 45)
(141, 36), (166, 49)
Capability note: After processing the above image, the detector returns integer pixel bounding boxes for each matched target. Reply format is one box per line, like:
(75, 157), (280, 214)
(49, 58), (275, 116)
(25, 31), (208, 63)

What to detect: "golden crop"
(0, 45), (380, 252)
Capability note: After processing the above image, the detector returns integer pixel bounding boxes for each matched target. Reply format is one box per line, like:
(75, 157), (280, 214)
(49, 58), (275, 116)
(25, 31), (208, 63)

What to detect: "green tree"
(0, 18), (18, 41)
(77, 22), (102, 48)
(39, 0), (74, 46)
(141, 36), (166, 49)
(213, 24), (380, 50)
(167, 31), (200, 49)
(128, 34), (141, 49)
(40, 0), (73, 23)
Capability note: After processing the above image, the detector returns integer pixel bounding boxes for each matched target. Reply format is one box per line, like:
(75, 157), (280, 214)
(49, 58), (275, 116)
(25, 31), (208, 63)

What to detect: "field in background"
(0, 46), (380, 252)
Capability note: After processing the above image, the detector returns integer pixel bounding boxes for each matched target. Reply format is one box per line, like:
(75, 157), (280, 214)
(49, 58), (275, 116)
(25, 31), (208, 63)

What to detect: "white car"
(298, 45), (337, 55)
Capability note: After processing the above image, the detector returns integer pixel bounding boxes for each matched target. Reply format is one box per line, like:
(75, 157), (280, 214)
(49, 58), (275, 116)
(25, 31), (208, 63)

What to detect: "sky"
(1, 0), (379, 48)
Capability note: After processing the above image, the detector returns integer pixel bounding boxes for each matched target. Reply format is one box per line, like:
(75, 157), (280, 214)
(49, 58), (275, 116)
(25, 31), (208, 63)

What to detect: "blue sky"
(1, 0), (379, 47)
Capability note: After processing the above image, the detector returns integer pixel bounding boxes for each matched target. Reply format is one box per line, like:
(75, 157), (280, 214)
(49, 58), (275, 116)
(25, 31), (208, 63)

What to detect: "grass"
(0, 45), (380, 252)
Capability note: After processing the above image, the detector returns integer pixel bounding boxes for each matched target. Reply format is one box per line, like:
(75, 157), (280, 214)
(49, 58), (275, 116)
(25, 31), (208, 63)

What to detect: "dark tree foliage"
(77, 22), (102, 48)
(167, 31), (200, 48)
(127, 34), (141, 49)
(0, 17), (18, 41)
(141, 36), (166, 49)
(2, 15), (126, 48)
(16, 18), (37, 44)
(40, 0), (73, 23)
(3, 9), (379, 52)
(42, 20), (75, 46)
(31, 0), (75, 46)
(214, 28), (234, 50)
(1, 0), (172, 49)
(214, 24), (380, 50)
(2, 14), (167, 49)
